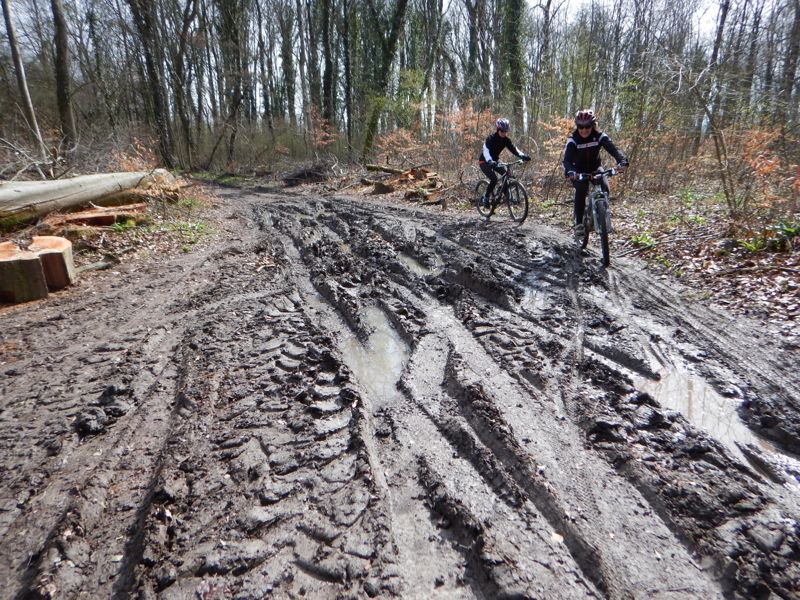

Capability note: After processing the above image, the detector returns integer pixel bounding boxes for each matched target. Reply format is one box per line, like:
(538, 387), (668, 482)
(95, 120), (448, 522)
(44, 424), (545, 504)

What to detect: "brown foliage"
(108, 138), (160, 172)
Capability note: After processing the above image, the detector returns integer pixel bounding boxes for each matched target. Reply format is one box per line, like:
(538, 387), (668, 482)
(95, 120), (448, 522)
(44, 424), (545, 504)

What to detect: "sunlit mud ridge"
(0, 188), (798, 599)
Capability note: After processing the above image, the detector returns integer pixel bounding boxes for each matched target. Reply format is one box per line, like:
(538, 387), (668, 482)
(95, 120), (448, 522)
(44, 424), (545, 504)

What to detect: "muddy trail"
(1, 187), (799, 600)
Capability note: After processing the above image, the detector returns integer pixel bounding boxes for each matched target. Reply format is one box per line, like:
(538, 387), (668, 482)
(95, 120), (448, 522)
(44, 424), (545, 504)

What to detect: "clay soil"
(1, 183), (799, 600)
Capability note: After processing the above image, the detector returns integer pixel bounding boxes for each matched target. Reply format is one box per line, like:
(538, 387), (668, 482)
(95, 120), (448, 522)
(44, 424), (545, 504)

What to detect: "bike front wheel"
(474, 180), (493, 218)
(505, 181), (529, 223)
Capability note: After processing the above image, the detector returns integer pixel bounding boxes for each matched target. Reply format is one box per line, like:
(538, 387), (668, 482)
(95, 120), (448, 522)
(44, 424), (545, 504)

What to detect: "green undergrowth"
(189, 171), (245, 186)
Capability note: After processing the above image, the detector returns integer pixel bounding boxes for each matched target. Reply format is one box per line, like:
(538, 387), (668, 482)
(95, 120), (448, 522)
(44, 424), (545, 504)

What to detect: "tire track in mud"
(609, 267), (800, 456)
(0, 196), (263, 597)
(2, 189), (799, 599)
(553, 251), (800, 599)
(0, 241), (235, 598)
(266, 193), (792, 596)
(260, 196), (723, 598)
(131, 225), (409, 598)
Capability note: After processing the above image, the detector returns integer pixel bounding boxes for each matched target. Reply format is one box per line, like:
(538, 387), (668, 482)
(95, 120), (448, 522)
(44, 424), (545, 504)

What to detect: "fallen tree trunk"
(0, 169), (174, 229)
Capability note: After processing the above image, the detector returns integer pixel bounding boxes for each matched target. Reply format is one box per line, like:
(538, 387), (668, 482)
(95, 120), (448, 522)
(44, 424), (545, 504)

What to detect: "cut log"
(410, 168), (437, 180)
(42, 202), (148, 228)
(28, 236), (76, 290)
(365, 164), (405, 175)
(0, 169), (174, 229)
(0, 241), (49, 303)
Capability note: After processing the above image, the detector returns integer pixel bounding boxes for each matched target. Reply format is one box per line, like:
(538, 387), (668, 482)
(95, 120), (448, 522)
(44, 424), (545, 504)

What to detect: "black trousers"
(479, 162), (499, 196)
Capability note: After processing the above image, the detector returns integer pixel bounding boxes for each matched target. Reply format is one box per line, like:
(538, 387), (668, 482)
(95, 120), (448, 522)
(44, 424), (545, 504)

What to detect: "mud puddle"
(398, 252), (442, 277)
(340, 306), (410, 411)
(636, 368), (800, 485)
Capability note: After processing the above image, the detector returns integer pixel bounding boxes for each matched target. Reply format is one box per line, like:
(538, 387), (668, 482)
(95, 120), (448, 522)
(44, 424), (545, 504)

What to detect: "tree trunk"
(692, 0), (730, 154)
(779, 0), (800, 125)
(169, 0), (199, 169)
(256, 1), (275, 139)
(0, 170), (174, 229)
(501, 0), (525, 129)
(279, 8), (297, 126)
(1, 0), (49, 164)
(50, 0), (77, 149)
(361, 0), (410, 161)
(126, 0), (175, 168)
(341, 0), (354, 151)
(465, 0), (480, 98)
(305, 0), (322, 112)
(295, 0), (310, 135)
(321, 0), (335, 123)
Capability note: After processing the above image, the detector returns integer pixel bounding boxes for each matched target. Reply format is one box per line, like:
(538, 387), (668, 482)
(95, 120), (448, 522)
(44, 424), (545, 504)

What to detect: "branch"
(366, 164), (405, 174)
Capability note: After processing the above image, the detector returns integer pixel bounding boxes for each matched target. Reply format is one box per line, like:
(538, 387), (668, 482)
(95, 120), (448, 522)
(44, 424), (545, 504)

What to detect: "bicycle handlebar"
(497, 159), (527, 167)
(576, 167), (622, 182)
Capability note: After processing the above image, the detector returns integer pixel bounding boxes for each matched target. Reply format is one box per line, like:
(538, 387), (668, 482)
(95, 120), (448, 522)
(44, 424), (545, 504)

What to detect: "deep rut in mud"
(1, 188), (799, 599)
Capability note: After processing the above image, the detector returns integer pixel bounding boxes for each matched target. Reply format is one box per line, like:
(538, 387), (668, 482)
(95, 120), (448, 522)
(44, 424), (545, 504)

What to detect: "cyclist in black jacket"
(478, 118), (530, 207)
(563, 110), (628, 239)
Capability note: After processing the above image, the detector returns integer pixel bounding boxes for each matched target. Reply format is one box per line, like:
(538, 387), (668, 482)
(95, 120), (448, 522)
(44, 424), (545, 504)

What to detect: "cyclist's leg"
(572, 179), (589, 224)
(572, 180), (589, 239)
(480, 162), (498, 198)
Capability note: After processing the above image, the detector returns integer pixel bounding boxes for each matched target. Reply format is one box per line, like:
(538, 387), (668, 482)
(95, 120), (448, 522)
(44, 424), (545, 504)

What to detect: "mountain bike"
(474, 159), (529, 223)
(576, 168), (621, 267)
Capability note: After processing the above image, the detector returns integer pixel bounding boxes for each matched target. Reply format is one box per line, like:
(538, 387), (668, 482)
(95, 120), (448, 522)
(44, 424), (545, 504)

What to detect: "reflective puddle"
(521, 279), (549, 314)
(398, 253), (442, 277)
(636, 370), (800, 484)
(341, 306), (409, 410)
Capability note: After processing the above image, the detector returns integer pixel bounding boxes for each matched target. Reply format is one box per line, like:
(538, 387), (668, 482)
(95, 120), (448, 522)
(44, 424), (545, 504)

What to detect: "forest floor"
(1, 171), (799, 599)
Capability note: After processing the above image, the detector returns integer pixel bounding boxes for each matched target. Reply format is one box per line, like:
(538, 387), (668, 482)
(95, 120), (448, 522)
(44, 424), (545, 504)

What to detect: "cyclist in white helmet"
(563, 110), (628, 239)
(477, 118), (531, 208)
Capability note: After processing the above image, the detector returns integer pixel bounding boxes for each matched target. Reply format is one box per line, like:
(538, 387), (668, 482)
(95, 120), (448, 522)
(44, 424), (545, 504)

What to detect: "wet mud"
(1, 188), (798, 599)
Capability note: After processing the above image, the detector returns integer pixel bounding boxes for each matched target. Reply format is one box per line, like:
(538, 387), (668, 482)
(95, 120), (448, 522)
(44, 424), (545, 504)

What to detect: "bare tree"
(361, 0), (411, 160)
(2, 0), (49, 168)
(778, 0), (800, 125)
(126, 0), (176, 167)
(50, 0), (77, 149)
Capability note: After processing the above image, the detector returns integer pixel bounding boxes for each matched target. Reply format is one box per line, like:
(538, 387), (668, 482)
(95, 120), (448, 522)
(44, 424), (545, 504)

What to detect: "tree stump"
(0, 241), (49, 303)
(28, 236), (76, 290)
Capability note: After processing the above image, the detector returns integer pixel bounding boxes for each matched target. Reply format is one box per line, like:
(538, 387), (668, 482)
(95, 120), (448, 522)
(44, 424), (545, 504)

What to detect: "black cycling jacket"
(562, 129), (626, 174)
(478, 132), (522, 163)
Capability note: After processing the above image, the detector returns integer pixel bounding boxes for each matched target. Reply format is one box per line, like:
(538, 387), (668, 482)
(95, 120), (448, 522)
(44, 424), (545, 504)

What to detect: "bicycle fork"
(584, 192), (612, 233)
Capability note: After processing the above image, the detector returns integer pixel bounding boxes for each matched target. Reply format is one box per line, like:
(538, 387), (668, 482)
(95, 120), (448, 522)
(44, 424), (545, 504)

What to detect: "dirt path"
(1, 188), (798, 599)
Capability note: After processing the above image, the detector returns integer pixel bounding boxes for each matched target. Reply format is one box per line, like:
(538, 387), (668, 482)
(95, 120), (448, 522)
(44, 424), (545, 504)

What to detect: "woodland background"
(0, 0), (798, 227)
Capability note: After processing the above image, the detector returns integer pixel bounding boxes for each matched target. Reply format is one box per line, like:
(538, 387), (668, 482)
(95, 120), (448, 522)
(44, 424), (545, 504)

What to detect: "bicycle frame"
(576, 168), (618, 267)
(490, 161), (522, 205)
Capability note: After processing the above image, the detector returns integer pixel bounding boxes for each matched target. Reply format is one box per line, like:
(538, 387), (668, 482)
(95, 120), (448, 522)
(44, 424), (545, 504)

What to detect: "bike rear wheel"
(475, 180), (493, 218)
(505, 181), (529, 223)
(596, 202), (610, 266)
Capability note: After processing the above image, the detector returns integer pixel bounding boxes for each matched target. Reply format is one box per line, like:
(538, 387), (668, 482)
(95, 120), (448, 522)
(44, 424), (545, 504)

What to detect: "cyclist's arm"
(563, 138), (578, 177)
(599, 133), (627, 166)
(506, 138), (523, 158)
(481, 141), (494, 164)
